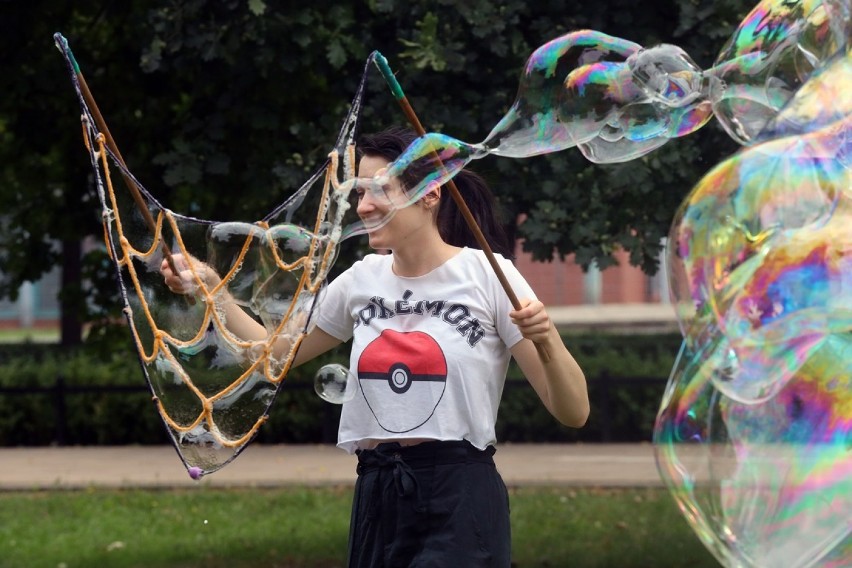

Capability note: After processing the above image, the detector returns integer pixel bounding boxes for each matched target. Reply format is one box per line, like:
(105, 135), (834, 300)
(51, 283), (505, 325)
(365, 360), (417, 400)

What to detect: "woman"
(163, 127), (589, 567)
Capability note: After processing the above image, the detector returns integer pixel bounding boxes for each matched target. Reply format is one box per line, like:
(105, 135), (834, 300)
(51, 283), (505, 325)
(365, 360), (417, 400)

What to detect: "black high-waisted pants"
(347, 440), (511, 568)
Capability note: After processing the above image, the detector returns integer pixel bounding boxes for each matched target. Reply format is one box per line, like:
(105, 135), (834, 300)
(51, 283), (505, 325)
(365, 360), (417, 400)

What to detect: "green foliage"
(499, 333), (681, 442)
(567, 332), (682, 377)
(0, 341), (346, 446)
(1, 0), (757, 327)
(0, 346), (161, 446)
(0, 1), (160, 342)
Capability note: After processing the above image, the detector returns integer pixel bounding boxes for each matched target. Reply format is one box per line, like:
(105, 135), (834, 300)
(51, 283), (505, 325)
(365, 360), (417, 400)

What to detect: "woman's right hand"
(160, 254), (219, 296)
(158, 252), (341, 364)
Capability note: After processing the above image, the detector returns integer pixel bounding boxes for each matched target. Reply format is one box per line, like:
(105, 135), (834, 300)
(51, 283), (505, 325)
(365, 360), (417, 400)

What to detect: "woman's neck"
(390, 238), (462, 277)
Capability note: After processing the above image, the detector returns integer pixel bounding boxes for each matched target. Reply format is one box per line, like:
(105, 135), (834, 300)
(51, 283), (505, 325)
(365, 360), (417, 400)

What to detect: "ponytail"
(435, 168), (512, 258)
(357, 127), (513, 258)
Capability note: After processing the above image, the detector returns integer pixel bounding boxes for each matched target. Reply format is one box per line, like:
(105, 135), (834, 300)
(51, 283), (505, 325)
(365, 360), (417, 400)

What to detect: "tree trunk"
(60, 239), (82, 346)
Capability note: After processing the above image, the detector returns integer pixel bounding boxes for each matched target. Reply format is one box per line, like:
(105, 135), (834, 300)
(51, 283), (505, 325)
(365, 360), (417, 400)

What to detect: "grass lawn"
(0, 486), (718, 568)
(0, 328), (59, 344)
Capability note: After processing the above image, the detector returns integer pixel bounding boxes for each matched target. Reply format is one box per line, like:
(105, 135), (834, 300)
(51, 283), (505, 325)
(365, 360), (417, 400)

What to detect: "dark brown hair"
(357, 126), (513, 258)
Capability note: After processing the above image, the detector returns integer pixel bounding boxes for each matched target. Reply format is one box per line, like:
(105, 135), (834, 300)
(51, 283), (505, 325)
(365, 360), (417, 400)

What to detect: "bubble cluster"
(337, 2), (848, 240)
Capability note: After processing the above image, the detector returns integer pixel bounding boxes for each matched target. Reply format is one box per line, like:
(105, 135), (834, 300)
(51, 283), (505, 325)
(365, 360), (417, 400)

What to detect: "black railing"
(591, 374), (667, 442)
(0, 374), (668, 446)
(0, 377), (150, 446)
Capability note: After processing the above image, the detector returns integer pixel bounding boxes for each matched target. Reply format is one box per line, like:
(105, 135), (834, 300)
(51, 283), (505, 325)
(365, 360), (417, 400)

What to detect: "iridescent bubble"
(656, 5), (851, 567)
(666, 49), (851, 402)
(371, 29), (717, 199)
(655, 336), (852, 568)
(708, 0), (849, 144)
(314, 363), (357, 404)
(484, 30), (649, 159)
(348, 2), (847, 220)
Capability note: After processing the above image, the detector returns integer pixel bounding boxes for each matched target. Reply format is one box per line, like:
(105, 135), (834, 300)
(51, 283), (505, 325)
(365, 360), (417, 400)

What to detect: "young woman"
(162, 127), (589, 567)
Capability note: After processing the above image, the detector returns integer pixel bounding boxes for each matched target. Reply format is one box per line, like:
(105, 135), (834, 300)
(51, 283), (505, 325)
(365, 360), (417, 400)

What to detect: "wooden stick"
(374, 54), (550, 362)
(63, 41), (194, 304)
(75, 74), (179, 272)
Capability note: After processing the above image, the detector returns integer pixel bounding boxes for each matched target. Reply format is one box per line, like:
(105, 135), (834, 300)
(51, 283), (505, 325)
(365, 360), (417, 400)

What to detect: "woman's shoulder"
(458, 248), (530, 297)
(459, 247), (513, 271)
(327, 253), (392, 293)
(343, 252), (393, 275)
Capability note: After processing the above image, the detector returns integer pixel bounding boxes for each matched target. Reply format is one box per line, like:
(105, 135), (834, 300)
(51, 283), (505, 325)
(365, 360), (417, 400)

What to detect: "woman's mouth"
(360, 210), (396, 232)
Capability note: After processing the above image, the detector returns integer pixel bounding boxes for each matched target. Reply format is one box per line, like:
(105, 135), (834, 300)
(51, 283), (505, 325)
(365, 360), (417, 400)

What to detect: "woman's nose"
(357, 191), (378, 215)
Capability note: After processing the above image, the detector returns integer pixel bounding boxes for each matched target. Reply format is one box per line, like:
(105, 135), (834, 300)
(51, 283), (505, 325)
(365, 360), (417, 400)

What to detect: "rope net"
(57, 33), (371, 476)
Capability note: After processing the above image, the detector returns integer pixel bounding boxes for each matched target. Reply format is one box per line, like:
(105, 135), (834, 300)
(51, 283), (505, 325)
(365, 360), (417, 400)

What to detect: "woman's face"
(356, 155), (436, 251)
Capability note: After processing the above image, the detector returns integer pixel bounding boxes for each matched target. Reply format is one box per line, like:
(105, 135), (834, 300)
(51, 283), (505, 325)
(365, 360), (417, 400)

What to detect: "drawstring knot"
(357, 445), (423, 519)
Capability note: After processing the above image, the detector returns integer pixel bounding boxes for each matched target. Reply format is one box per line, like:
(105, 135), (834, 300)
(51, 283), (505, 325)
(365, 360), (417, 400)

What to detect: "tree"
(0, 1), (158, 345)
(0, 0), (755, 342)
(135, 0), (752, 270)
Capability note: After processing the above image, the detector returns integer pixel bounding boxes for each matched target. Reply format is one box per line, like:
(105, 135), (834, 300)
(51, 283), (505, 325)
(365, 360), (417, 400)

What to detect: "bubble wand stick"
(374, 53), (550, 362)
(54, 34), (186, 290)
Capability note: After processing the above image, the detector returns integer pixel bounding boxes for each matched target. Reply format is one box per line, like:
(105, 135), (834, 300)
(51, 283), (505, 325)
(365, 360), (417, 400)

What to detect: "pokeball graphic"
(357, 329), (448, 433)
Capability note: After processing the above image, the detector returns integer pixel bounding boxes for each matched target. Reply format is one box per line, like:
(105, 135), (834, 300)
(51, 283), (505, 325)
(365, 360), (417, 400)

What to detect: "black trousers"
(347, 440), (511, 568)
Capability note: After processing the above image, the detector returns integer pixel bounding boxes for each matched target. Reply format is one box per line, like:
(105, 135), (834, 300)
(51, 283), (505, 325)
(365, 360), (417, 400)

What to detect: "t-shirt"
(316, 247), (537, 454)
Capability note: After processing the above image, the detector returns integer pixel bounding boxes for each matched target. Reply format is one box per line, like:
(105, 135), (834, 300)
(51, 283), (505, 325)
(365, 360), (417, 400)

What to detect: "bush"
(0, 332), (683, 446)
(496, 332), (680, 443)
(0, 347), (165, 445)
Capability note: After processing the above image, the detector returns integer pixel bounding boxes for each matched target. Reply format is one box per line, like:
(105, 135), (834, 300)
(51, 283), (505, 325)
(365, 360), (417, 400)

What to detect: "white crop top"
(315, 248), (536, 454)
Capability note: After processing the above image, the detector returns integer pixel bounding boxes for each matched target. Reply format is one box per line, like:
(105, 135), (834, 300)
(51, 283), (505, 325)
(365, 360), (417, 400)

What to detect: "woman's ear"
(422, 185), (442, 209)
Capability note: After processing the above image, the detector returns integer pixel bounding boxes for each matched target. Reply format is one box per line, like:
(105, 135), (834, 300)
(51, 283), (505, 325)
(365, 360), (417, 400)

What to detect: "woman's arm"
(160, 254), (342, 366)
(509, 299), (590, 428)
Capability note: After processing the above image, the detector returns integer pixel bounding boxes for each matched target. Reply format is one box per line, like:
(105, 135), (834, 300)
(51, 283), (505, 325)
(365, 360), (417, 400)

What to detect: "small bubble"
(314, 364), (357, 404)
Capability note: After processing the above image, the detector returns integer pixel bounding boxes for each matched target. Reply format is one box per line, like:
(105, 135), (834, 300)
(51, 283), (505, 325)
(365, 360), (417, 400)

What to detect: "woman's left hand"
(510, 298), (590, 428)
(510, 299), (553, 344)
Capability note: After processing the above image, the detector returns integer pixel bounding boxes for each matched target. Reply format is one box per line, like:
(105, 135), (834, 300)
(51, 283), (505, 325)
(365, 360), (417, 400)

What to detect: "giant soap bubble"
(655, 2), (851, 566)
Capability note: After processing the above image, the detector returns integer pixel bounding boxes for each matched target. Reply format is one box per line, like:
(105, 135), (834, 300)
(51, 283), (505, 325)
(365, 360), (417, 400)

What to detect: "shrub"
(0, 332), (683, 446)
(0, 347), (165, 445)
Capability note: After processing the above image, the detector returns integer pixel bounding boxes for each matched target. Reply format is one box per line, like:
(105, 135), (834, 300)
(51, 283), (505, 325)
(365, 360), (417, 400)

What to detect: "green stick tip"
(374, 52), (405, 100)
(53, 33), (80, 74)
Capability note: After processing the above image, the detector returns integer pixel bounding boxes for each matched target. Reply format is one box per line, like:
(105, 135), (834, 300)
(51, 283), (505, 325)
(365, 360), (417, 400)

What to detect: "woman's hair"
(357, 126), (513, 258)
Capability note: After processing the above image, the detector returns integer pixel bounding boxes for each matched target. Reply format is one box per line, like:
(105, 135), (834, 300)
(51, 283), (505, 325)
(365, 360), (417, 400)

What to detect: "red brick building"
(513, 245), (677, 332)
(0, 243), (678, 335)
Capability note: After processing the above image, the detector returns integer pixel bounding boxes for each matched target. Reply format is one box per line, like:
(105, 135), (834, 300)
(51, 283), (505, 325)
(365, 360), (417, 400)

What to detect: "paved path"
(0, 443), (663, 490)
